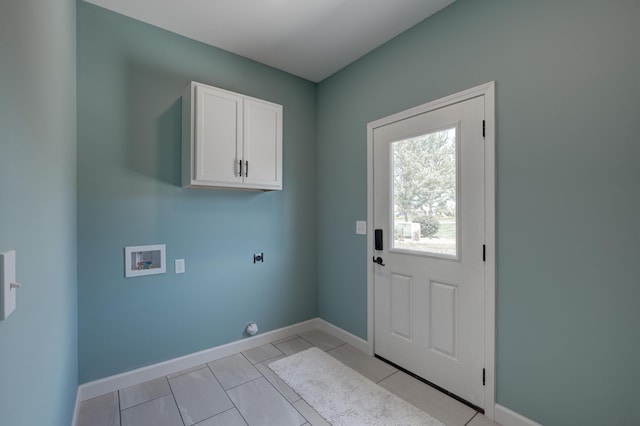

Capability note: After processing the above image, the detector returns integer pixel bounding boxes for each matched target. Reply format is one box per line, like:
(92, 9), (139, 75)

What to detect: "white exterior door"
(372, 93), (487, 408)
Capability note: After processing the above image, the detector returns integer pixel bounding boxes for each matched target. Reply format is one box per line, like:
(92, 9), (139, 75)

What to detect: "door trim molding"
(366, 81), (496, 419)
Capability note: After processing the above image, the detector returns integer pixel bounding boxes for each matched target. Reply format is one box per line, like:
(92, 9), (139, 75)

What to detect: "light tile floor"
(77, 330), (499, 426)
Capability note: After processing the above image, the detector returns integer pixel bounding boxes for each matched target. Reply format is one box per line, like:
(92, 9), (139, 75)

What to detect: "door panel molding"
(366, 81), (496, 419)
(429, 280), (458, 359)
(390, 273), (414, 341)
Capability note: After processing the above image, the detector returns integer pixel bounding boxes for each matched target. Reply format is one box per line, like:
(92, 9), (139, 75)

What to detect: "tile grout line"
(465, 411), (479, 426)
(375, 368), (400, 384)
(290, 400), (313, 426)
(245, 335), (320, 425)
(205, 354), (250, 426)
(327, 341), (348, 352)
(230, 342), (288, 425)
(117, 378), (174, 412)
(240, 341), (285, 365)
(267, 335), (335, 425)
(117, 389), (122, 426)
(119, 392), (172, 412)
(296, 333), (319, 349)
(165, 375), (187, 426)
(221, 335), (305, 424)
(257, 354), (304, 406)
(225, 352), (270, 426)
(230, 402), (251, 426)
(222, 373), (288, 426)
(222, 372), (267, 393)
(298, 333), (347, 352)
(192, 407), (243, 426)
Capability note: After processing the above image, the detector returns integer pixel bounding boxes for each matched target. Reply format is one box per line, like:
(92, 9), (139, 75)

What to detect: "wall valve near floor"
(246, 322), (258, 336)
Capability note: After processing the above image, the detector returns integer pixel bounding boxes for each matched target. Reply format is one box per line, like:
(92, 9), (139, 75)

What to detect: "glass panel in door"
(392, 126), (458, 257)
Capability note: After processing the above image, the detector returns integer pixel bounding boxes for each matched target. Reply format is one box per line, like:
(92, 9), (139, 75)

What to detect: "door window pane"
(392, 126), (457, 257)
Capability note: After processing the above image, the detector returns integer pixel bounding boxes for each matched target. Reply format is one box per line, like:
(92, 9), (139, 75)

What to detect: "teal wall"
(3, 1), (637, 423)
(0, 0), (78, 425)
(317, 1), (640, 424)
(77, 2), (317, 383)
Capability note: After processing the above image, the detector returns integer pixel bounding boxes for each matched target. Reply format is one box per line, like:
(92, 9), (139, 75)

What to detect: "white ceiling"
(83, 0), (455, 82)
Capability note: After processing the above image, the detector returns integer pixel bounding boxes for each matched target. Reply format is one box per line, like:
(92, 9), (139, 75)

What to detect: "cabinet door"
(194, 85), (243, 186)
(243, 98), (282, 190)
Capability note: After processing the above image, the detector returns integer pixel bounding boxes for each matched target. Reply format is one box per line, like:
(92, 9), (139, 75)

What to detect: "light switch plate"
(1, 250), (17, 320)
(356, 221), (367, 235)
(175, 259), (185, 274)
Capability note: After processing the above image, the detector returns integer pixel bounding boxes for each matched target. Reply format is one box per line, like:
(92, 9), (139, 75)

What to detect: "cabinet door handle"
(245, 160), (249, 178)
(238, 160), (242, 177)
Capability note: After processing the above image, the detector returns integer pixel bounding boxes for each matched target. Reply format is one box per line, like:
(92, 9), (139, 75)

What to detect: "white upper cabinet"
(242, 98), (283, 190)
(182, 82), (282, 191)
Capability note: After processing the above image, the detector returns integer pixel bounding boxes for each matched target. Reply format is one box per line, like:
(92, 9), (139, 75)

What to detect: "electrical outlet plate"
(356, 221), (367, 235)
(1, 250), (17, 320)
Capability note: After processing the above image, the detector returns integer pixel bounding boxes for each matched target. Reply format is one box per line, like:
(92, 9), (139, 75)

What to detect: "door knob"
(372, 256), (385, 266)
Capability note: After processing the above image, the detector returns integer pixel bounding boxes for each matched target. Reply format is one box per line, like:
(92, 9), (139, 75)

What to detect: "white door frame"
(366, 81), (496, 419)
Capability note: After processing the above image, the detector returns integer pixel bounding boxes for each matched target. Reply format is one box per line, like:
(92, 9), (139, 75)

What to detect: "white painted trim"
(77, 318), (319, 402)
(71, 387), (80, 426)
(483, 82), (497, 421)
(495, 404), (543, 426)
(315, 318), (369, 354)
(366, 81), (497, 418)
(366, 115), (376, 358)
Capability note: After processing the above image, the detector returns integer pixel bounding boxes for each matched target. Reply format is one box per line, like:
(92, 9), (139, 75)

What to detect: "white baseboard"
(315, 318), (369, 353)
(495, 404), (542, 426)
(77, 318), (319, 402)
